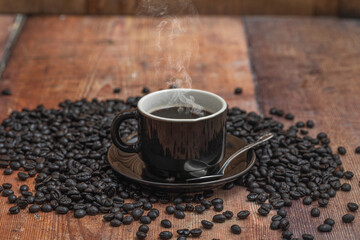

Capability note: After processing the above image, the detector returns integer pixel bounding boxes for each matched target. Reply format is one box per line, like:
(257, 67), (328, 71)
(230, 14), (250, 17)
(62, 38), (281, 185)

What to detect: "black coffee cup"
(111, 89), (227, 181)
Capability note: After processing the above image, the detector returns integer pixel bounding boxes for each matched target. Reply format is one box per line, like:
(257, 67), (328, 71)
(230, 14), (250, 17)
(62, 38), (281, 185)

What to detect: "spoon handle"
(217, 133), (274, 175)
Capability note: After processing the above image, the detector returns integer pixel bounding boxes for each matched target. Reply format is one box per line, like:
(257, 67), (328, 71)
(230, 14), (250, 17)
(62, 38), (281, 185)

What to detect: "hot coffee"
(151, 106), (212, 119)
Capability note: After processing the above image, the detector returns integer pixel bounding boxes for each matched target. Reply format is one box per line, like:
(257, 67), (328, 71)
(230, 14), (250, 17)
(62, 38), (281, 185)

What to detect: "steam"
(137, 0), (203, 115)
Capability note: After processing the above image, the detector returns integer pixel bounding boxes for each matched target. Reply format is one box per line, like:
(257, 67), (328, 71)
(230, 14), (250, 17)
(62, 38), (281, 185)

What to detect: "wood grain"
(0, 16), (264, 240)
(0, 0), (355, 16)
(245, 16), (360, 239)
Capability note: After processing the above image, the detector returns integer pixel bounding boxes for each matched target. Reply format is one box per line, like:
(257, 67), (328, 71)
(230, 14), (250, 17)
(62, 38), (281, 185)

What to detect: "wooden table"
(0, 15), (359, 240)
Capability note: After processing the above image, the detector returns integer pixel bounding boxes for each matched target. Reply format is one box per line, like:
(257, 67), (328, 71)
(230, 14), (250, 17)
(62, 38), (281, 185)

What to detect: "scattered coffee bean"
(1, 89), (12, 96)
(139, 224), (149, 233)
(355, 146), (360, 154)
(282, 230), (293, 239)
(29, 204), (41, 213)
(2, 189), (14, 197)
(237, 210), (250, 219)
(142, 87), (150, 94)
(212, 214), (226, 223)
(74, 209), (86, 218)
(110, 219), (121, 227)
(338, 146), (346, 155)
(306, 120), (314, 128)
(9, 206), (20, 214)
(302, 234), (314, 240)
(213, 203), (223, 212)
(258, 203), (271, 216)
(277, 209), (287, 218)
(56, 206), (69, 214)
(223, 210), (233, 219)
(177, 229), (190, 236)
(195, 205), (205, 214)
(20, 185), (29, 192)
(201, 220), (213, 229)
(123, 216), (134, 225)
(174, 210), (185, 219)
(271, 215), (282, 221)
(342, 214), (354, 223)
(285, 113), (294, 120)
(324, 218), (335, 226)
(113, 88), (121, 94)
(269, 108), (277, 115)
(8, 194), (17, 203)
(302, 196), (312, 205)
(347, 202), (359, 212)
(86, 206), (99, 216)
(234, 87), (242, 95)
(2, 183), (12, 189)
(270, 221), (280, 230)
(318, 224), (332, 232)
(177, 237), (186, 240)
(190, 228), (202, 237)
(17, 172), (30, 181)
(344, 171), (354, 179)
(231, 224), (241, 234)
(3, 168), (13, 175)
(136, 231), (146, 240)
(296, 121), (305, 128)
(341, 183), (351, 192)
(159, 231), (172, 240)
(132, 208), (144, 220)
(176, 204), (186, 212)
(140, 216), (151, 224)
(161, 219), (172, 228)
(41, 204), (52, 212)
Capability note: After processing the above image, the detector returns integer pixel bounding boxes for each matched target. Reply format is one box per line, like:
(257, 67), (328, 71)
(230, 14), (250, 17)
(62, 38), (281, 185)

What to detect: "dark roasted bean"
(311, 208), (320, 217)
(213, 214), (226, 223)
(237, 210), (250, 219)
(282, 230), (293, 239)
(201, 220), (213, 229)
(347, 202), (359, 212)
(190, 228), (202, 237)
(9, 206), (20, 214)
(174, 210), (185, 219)
(123, 215), (134, 225)
(74, 209), (86, 218)
(161, 219), (172, 228)
(41, 204), (52, 212)
(139, 224), (149, 233)
(3, 168), (13, 175)
(177, 229), (190, 236)
(324, 218), (335, 226)
(56, 206), (69, 214)
(231, 224), (241, 234)
(302, 196), (313, 205)
(284, 113), (294, 120)
(344, 171), (354, 179)
(159, 231), (172, 240)
(270, 221), (280, 230)
(318, 224), (332, 232)
(113, 88), (121, 94)
(110, 219), (121, 227)
(213, 203), (223, 212)
(223, 210), (233, 219)
(234, 88), (242, 95)
(342, 214), (354, 223)
(140, 216), (151, 224)
(338, 147), (346, 155)
(136, 231), (146, 240)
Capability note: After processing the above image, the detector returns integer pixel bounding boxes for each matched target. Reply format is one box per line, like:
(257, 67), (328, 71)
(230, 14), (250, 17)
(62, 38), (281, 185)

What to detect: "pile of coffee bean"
(0, 95), (358, 239)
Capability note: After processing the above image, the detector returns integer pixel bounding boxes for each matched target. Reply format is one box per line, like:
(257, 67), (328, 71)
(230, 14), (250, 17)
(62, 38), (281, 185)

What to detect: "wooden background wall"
(0, 0), (359, 17)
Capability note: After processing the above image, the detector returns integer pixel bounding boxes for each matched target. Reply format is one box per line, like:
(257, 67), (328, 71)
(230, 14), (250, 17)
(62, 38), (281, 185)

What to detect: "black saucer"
(107, 134), (255, 192)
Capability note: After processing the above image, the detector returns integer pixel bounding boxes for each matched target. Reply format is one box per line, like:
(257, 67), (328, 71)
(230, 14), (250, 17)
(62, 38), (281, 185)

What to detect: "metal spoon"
(186, 133), (274, 182)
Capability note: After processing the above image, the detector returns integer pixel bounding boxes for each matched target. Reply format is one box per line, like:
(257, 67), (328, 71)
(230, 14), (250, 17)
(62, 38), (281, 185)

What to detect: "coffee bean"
(185, 203), (194, 212)
(237, 210), (250, 219)
(231, 224), (241, 234)
(103, 213), (115, 221)
(74, 209), (86, 218)
(9, 206), (20, 214)
(177, 229), (190, 236)
(201, 220), (213, 229)
(142, 87), (150, 94)
(355, 146), (360, 154)
(234, 88), (242, 95)
(324, 218), (335, 226)
(258, 203), (272, 216)
(20, 185), (29, 192)
(213, 203), (223, 212)
(123, 215), (134, 225)
(177, 237), (186, 240)
(341, 183), (351, 192)
(56, 206), (69, 214)
(343, 171), (354, 179)
(269, 108), (277, 115)
(86, 206), (99, 216)
(222, 210), (233, 219)
(2, 183), (12, 189)
(302, 234), (314, 240)
(195, 205), (205, 214)
(285, 113), (294, 120)
(190, 228), (202, 237)
(302, 196), (312, 205)
(271, 215), (282, 221)
(28, 204), (40, 213)
(282, 230), (293, 239)
(338, 147), (346, 155)
(159, 231), (172, 240)
(306, 120), (314, 128)
(276, 110), (284, 116)
(318, 224), (332, 232)
(201, 200), (212, 209)
(2, 189), (14, 197)
(8, 194), (17, 203)
(132, 208), (144, 220)
(342, 214), (354, 223)
(212, 214), (226, 223)
(296, 121), (305, 128)
(161, 219), (172, 228)
(211, 198), (223, 205)
(114, 212), (123, 221)
(174, 210), (185, 219)
(140, 216), (151, 224)
(113, 88), (121, 94)
(1, 89), (11, 95)
(136, 231), (146, 240)
(110, 219), (121, 227)
(18, 172), (30, 181)
(347, 202), (359, 212)
(277, 209), (287, 218)
(41, 204), (52, 212)
(3, 168), (13, 175)
(147, 210), (158, 220)
(139, 224), (149, 233)
(318, 199), (328, 207)
(280, 219), (290, 231)
(270, 221), (280, 230)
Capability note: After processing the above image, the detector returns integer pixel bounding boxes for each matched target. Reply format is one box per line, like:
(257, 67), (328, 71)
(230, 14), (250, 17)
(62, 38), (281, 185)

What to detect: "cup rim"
(137, 89), (227, 122)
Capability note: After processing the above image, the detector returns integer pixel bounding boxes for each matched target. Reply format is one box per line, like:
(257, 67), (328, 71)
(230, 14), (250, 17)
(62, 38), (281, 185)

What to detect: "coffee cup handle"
(111, 109), (141, 153)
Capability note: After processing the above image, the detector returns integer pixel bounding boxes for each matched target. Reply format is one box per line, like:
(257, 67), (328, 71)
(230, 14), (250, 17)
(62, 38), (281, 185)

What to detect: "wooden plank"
(339, 0), (360, 18)
(245, 16), (360, 239)
(0, 16), (264, 239)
